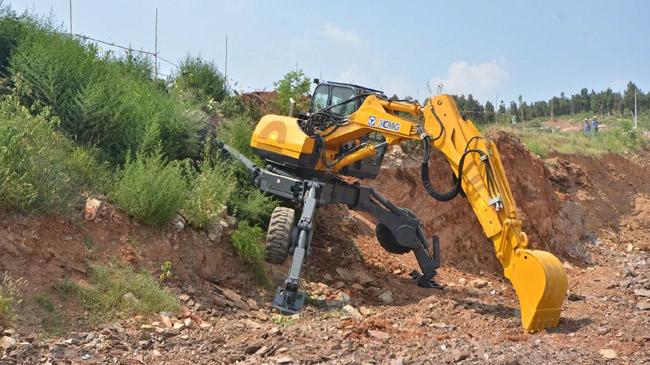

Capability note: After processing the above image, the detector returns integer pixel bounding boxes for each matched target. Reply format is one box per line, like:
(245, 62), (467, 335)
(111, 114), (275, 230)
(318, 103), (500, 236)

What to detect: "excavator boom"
(234, 84), (567, 333)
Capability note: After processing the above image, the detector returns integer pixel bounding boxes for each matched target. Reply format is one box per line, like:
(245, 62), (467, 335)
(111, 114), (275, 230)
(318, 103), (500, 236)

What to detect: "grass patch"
(485, 122), (646, 158)
(55, 265), (178, 323)
(34, 294), (67, 336)
(271, 314), (296, 326)
(112, 149), (187, 225)
(0, 273), (26, 327)
(82, 237), (94, 251)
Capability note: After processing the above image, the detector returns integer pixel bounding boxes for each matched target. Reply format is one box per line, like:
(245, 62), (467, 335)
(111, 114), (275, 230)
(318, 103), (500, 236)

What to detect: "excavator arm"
(312, 94), (568, 332)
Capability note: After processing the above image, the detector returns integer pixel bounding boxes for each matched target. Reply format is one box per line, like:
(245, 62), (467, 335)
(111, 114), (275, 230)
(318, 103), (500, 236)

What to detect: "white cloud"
(320, 23), (364, 47)
(431, 61), (508, 101)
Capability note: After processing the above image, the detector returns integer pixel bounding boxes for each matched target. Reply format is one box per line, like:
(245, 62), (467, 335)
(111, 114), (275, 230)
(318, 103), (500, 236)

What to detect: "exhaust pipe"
(289, 97), (296, 117)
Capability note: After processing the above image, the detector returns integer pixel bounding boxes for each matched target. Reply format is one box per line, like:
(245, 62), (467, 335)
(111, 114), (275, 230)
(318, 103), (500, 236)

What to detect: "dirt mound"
(239, 91), (277, 114)
(361, 131), (587, 275)
(547, 152), (650, 230)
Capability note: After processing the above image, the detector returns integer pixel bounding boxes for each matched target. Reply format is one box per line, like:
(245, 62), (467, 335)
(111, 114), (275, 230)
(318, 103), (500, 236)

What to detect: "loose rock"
(599, 349), (617, 359)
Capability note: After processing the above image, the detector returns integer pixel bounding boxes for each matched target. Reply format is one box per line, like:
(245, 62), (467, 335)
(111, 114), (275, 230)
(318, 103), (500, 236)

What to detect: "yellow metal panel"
(250, 115), (315, 159)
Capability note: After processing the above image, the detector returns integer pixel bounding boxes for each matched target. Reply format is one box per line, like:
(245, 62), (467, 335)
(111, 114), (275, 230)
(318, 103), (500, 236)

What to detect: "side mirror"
(313, 78), (320, 84)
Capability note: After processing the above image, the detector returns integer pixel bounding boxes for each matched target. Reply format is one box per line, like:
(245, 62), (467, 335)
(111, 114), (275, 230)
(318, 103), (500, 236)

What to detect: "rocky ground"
(1, 210), (647, 365)
(0, 135), (649, 364)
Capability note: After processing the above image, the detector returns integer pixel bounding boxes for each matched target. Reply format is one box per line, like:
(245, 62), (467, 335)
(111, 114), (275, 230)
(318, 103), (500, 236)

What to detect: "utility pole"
(224, 34), (228, 80)
(634, 88), (638, 129)
(68, 0), (72, 34)
(494, 93), (498, 124)
(154, 8), (158, 79)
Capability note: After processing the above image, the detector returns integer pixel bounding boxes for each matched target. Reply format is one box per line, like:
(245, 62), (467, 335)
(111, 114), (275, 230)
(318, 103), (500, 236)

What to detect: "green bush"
(231, 221), (265, 265)
(183, 151), (237, 229)
(10, 30), (98, 125)
(232, 188), (277, 227)
(219, 95), (244, 118)
(217, 116), (260, 162)
(77, 63), (204, 163)
(112, 149), (187, 225)
(273, 69), (310, 115)
(0, 6), (48, 75)
(9, 27), (205, 163)
(0, 98), (109, 212)
(174, 55), (228, 103)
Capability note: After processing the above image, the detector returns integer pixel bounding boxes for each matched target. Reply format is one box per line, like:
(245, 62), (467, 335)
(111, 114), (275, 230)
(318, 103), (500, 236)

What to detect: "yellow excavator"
(220, 80), (568, 333)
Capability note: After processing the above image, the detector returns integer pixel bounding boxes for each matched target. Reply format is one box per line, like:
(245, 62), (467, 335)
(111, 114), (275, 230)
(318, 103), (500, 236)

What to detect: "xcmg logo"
(368, 115), (400, 132)
(378, 119), (400, 131)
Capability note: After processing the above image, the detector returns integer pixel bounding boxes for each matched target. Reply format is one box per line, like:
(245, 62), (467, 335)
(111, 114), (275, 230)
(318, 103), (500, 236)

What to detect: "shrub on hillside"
(273, 70), (310, 115)
(0, 273), (27, 327)
(231, 188), (277, 227)
(219, 95), (244, 118)
(0, 6), (48, 75)
(9, 28), (205, 163)
(174, 55), (228, 104)
(0, 98), (109, 212)
(112, 149), (187, 225)
(231, 221), (265, 265)
(10, 30), (98, 124)
(78, 63), (204, 163)
(183, 149), (237, 229)
(217, 116), (260, 162)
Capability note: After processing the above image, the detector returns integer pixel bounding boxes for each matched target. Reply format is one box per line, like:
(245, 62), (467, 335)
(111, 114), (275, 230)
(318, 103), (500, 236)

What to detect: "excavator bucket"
(504, 248), (568, 332)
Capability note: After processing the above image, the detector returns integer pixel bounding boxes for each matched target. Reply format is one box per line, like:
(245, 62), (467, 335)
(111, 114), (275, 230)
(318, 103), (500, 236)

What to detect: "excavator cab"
(309, 81), (384, 116)
(307, 81), (389, 178)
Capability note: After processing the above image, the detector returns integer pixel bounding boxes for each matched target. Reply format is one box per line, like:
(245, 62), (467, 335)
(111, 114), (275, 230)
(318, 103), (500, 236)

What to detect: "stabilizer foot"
(272, 286), (306, 314)
(411, 270), (444, 289)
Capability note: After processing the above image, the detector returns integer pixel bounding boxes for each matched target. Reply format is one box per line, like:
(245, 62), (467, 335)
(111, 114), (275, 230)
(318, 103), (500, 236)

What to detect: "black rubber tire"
(375, 223), (411, 254)
(265, 207), (295, 264)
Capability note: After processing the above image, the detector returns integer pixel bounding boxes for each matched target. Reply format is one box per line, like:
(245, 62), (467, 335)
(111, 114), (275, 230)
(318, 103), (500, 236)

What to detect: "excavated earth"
(0, 132), (649, 364)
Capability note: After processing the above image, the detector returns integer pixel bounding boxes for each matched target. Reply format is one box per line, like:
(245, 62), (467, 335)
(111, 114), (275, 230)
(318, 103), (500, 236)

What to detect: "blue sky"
(7, 0), (650, 104)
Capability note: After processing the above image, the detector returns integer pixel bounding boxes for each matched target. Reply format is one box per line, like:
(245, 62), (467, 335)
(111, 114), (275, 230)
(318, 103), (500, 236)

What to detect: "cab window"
(329, 86), (356, 116)
(310, 84), (329, 113)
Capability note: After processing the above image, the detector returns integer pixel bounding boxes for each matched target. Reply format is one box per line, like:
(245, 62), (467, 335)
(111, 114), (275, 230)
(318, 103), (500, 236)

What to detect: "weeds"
(217, 116), (262, 163)
(271, 314), (296, 326)
(231, 221), (265, 264)
(159, 260), (173, 282)
(34, 294), (66, 336)
(112, 149), (187, 225)
(485, 123), (646, 158)
(0, 272), (27, 327)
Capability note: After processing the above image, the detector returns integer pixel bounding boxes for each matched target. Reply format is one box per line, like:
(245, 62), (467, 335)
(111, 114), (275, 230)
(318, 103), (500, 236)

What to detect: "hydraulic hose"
(420, 136), (488, 202)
